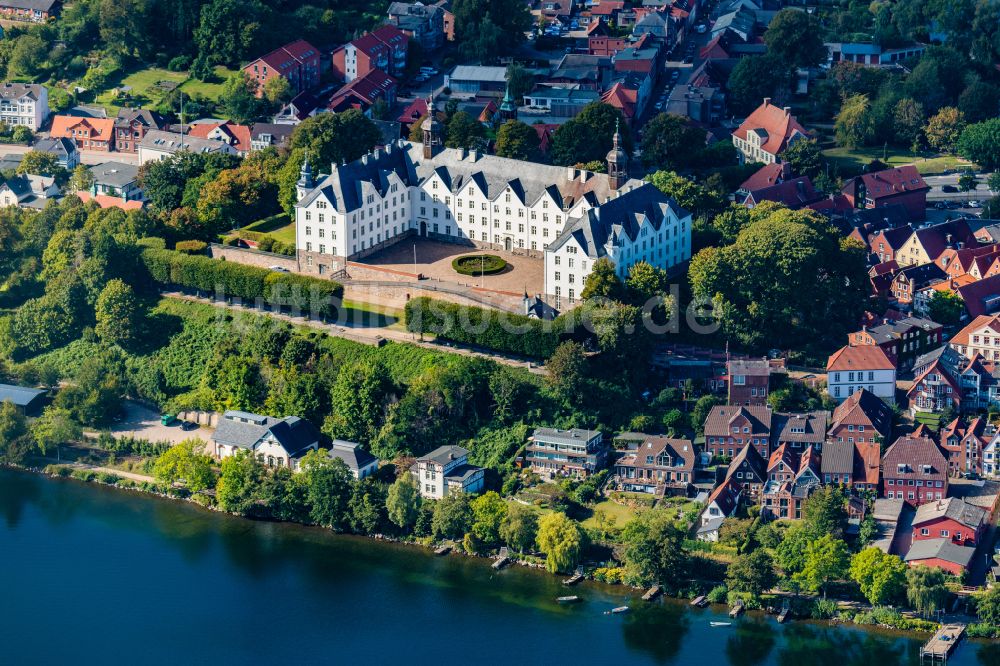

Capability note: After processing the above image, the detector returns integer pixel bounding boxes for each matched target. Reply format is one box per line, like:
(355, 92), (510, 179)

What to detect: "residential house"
(952, 274), (1000, 319)
(611, 433), (695, 495)
(32, 137), (78, 170)
(772, 411), (829, 452)
(726, 357), (772, 406)
(249, 123), (294, 151)
(445, 65), (508, 96)
(725, 443), (768, 498)
(0, 383), (46, 414)
(0, 174), (59, 209)
(904, 538), (976, 576)
(50, 115), (115, 151)
(934, 242), (1000, 279)
(870, 225), (914, 264)
(527, 428), (607, 478)
(820, 439), (881, 491)
(703, 404), (773, 459)
(826, 41), (926, 67)
(826, 345), (897, 403)
(387, 0), (450, 50)
(984, 435), (1000, 477)
(882, 435), (948, 505)
(243, 39), (321, 97)
(327, 440), (379, 479)
(211, 410), (321, 470)
(761, 445), (822, 520)
(702, 476), (742, 525)
(742, 176), (823, 210)
(890, 263), (946, 306)
(411, 445), (484, 499)
(841, 166), (929, 221)
(523, 87), (600, 120)
(332, 26), (409, 82)
(328, 70), (398, 115)
(731, 98), (809, 164)
(847, 316), (943, 371)
(187, 120), (253, 156)
(546, 54), (613, 92)
(696, 516), (725, 542)
(894, 219), (977, 267)
(587, 19), (627, 56)
(113, 108), (164, 153)
(827, 204), (910, 253)
(87, 161), (142, 201)
(273, 91), (321, 125)
(828, 388), (892, 446)
(907, 356), (962, 416)
(737, 162), (791, 197)
(940, 417), (994, 478)
(949, 313), (1000, 362)
(137, 130), (238, 164)
(0, 0), (58, 22)
(0, 82), (48, 130)
(913, 496), (987, 548)
(665, 83), (724, 124)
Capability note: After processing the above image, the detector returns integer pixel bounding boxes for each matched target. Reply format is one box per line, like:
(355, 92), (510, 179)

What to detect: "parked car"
(268, 265), (290, 272)
(942, 184), (958, 193)
(969, 200), (982, 208)
(181, 421), (198, 431)
(695, 24), (708, 33)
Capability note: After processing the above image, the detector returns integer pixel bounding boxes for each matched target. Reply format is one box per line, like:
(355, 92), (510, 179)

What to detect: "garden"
(451, 254), (508, 277)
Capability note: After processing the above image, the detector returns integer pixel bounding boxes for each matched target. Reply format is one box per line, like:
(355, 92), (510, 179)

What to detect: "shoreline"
(5, 462), (982, 640)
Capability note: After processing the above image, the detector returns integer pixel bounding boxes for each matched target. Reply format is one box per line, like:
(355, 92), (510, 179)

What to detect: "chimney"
(763, 97), (771, 106)
(469, 149), (479, 161)
(580, 170), (588, 183)
(567, 165), (576, 180)
(361, 154), (369, 165)
(946, 233), (953, 246)
(780, 161), (791, 180)
(783, 106), (791, 115)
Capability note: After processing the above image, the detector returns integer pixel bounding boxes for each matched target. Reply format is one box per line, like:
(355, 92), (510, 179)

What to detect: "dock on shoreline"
(919, 624), (966, 664)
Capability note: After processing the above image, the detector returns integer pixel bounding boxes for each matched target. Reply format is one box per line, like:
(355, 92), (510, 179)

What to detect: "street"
(0, 141), (141, 166)
(924, 173), (994, 202)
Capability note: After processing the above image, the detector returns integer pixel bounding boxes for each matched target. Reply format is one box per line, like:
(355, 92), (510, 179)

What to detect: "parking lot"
(107, 401), (211, 447)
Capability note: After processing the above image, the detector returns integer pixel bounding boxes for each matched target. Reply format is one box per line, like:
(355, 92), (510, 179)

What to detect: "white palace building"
(293, 110), (692, 308)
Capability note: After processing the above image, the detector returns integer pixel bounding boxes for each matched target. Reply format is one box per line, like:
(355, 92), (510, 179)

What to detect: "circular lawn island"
(451, 254), (507, 277)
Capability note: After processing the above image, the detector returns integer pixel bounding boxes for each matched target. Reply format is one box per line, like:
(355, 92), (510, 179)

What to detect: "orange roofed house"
(50, 115), (115, 151)
(827, 345), (897, 404)
(731, 97), (809, 165)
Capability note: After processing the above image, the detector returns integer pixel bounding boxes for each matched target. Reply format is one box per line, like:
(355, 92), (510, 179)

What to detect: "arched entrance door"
(419, 221), (427, 237)
(504, 236), (512, 252)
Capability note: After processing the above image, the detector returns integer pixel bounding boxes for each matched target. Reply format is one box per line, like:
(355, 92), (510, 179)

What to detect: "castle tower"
(421, 94), (443, 159)
(606, 120), (628, 191)
(296, 151), (313, 201)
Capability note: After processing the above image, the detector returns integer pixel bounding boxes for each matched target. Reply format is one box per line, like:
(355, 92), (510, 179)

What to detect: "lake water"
(1, 468), (997, 666)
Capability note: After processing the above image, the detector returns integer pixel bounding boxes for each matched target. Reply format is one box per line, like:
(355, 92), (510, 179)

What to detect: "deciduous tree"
(795, 534), (849, 597)
(95, 278), (139, 347)
(925, 107), (966, 153)
(500, 503), (538, 552)
(495, 120), (540, 161)
(726, 549), (778, 600)
(386, 473), (422, 533)
(537, 511), (584, 574)
(850, 547), (907, 606)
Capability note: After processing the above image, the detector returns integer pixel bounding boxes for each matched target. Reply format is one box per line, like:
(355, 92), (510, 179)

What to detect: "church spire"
(606, 119), (628, 191)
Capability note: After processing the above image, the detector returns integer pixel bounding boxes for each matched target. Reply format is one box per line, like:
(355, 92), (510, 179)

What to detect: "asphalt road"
(0, 141), (140, 166)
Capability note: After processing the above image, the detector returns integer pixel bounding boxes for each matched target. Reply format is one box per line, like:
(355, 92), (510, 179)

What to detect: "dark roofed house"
(0, 0), (59, 22)
(211, 410), (322, 471)
(904, 537), (976, 575)
(828, 388), (892, 445)
(250, 123), (294, 151)
(0, 383), (46, 414)
(726, 357), (775, 406)
(773, 410), (829, 452)
(32, 137), (78, 170)
(842, 165), (929, 221)
(890, 263), (946, 306)
(912, 496), (987, 548)
(327, 440), (379, 479)
(725, 443), (768, 498)
(411, 445), (484, 498)
(847, 315), (943, 371)
(882, 435), (948, 506)
(742, 176), (824, 210)
(703, 404), (773, 459)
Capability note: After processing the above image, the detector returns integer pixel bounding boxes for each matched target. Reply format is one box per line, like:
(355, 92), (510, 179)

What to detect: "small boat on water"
(710, 621), (732, 628)
(563, 572), (584, 586)
(608, 606), (630, 614)
(690, 595), (708, 608)
(557, 596), (580, 604)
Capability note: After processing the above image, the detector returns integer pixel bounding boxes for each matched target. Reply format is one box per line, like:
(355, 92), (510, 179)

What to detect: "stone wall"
(208, 244), (297, 271)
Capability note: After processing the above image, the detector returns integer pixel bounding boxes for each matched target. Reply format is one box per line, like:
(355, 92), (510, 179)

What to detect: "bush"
(967, 623), (999, 639)
(404, 297), (566, 358)
(140, 248), (343, 318)
(452, 254), (507, 276)
(593, 566), (625, 584)
(707, 584), (728, 603)
(137, 237), (167, 250)
(175, 240), (208, 255)
(167, 55), (191, 71)
(11, 126), (32, 144)
(812, 598), (838, 619)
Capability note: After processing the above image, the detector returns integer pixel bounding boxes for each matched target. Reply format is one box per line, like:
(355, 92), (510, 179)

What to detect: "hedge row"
(404, 296), (563, 358)
(142, 248), (343, 318)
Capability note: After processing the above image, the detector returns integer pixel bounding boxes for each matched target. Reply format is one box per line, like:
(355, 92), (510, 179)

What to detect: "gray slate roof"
(140, 130), (234, 156)
(820, 440), (854, 475)
(532, 428), (602, 445)
(328, 440), (378, 471)
(89, 161), (138, 187)
(0, 82), (44, 101)
(418, 444), (470, 466)
(913, 497), (987, 530)
(905, 538), (976, 567)
(33, 137), (77, 158)
(212, 410), (320, 458)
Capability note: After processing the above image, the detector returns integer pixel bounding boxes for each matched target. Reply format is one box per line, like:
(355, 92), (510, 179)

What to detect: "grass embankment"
(822, 146), (976, 177)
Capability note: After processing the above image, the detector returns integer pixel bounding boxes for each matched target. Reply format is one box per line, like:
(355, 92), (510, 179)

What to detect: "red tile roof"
(75, 192), (144, 210)
(732, 99), (809, 157)
(743, 176), (822, 209)
(50, 115), (115, 143)
(949, 313), (1000, 347)
(255, 39), (319, 72)
(826, 344), (896, 371)
(187, 121), (252, 153)
(955, 274), (1000, 318)
(739, 162), (787, 191)
(851, 165), (929, 201)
